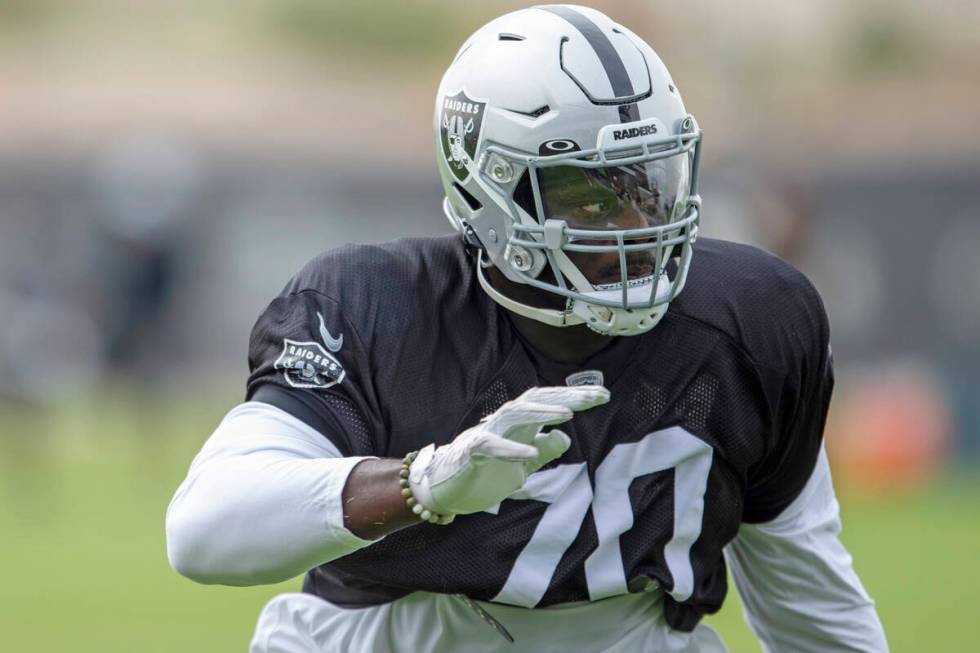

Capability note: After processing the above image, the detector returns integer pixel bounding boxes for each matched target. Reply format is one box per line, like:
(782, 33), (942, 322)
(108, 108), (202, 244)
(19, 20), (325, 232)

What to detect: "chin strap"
(475, 252), (584, 328)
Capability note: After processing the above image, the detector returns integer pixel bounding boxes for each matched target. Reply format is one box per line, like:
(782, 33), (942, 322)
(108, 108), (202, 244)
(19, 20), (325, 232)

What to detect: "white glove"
(408, 385), (610, 517)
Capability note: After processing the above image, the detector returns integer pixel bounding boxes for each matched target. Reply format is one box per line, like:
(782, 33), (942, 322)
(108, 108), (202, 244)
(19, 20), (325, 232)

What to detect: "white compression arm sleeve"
(166, 401), (377, 586)
(725, 447), (889, 652)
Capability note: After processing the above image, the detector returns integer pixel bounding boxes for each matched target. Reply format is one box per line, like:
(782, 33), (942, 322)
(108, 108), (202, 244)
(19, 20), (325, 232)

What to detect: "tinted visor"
(536, 153), (690, 230)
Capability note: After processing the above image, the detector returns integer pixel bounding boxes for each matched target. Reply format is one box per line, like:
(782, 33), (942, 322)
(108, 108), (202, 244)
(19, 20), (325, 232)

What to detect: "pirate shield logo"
(440, 90), (487, 183)
(275, 339), (345, 390)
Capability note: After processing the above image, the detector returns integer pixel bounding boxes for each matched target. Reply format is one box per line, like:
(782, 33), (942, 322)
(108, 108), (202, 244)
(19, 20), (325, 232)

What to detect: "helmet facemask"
(461, 120), (702, 336)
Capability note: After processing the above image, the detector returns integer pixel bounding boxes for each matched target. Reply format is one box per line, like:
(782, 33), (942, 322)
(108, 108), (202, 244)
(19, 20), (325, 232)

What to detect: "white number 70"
(489, 426), (713, 607)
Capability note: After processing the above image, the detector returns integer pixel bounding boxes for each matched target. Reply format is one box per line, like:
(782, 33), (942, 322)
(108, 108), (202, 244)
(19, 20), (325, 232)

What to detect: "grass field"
(1, 393), (977, 652)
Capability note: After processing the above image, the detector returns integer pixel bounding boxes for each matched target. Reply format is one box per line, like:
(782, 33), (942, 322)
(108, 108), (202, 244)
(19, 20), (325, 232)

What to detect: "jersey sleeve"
(742, 280), (835, 523)
(726, 448), (888, 652)
(245, 288), (383, 457)
(166, 401), (378, 585)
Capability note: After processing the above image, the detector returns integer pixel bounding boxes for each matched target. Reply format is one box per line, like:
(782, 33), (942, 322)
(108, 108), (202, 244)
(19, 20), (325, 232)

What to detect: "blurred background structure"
(0, 1), (977, 651)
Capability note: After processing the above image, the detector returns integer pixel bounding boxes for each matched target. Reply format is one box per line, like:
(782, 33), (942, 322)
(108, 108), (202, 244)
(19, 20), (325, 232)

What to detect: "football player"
(167, 6), (888, 652)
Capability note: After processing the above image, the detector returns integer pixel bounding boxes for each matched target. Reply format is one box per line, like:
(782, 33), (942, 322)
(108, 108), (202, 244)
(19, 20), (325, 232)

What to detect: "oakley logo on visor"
(539, 139), (581, 155)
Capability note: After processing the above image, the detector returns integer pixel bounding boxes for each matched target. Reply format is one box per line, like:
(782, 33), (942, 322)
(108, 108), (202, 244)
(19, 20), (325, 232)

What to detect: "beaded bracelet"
(400, 451), (455, 525)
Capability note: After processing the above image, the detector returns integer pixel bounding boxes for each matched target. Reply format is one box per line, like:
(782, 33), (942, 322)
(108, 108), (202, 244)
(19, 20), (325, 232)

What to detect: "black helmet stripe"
(539, 5), (641, 123)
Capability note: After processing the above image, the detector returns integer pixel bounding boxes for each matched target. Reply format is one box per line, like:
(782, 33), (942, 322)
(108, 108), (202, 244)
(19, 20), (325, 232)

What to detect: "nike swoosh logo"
(317, 312), (343, 353)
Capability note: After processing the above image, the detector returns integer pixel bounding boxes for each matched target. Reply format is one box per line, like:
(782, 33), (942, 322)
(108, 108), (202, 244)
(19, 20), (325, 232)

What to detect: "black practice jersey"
(245, 234), (833, 631)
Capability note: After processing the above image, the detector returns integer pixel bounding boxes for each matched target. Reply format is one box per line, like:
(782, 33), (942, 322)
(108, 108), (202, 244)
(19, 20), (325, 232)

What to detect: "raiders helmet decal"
(439, 90), (487, 183)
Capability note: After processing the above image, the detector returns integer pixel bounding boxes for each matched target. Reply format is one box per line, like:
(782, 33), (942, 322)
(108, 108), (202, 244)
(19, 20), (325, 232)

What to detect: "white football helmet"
(435, 5), (702, 336)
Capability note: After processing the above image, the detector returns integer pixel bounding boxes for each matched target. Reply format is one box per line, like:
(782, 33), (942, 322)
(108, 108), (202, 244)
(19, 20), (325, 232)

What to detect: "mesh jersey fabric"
(245, 233), (833, 632)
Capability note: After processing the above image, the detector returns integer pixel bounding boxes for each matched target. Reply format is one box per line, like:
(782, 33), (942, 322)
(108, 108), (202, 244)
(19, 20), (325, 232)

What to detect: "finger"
(517, 385), (611, 412)
(483, 401), (573, 439)
(528, 429), (571, 472)
(471, 434), (539, 461)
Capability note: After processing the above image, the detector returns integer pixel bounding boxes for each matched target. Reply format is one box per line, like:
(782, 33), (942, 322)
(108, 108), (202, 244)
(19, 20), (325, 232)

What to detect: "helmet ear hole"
(452, 182), (482, 212)
(512, 171), (538, 221)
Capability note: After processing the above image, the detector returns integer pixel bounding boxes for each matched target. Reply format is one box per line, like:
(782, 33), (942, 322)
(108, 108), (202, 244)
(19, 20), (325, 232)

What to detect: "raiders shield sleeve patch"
(274, 339), (345, 390)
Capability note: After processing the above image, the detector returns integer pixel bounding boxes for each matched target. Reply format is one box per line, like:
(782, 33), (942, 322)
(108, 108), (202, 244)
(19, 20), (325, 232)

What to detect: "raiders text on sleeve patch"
(274, 339), (346, 390)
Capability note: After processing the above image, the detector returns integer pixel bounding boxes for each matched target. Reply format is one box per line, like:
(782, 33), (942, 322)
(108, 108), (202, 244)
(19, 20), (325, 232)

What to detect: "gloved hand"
(408, 385), (610, 516)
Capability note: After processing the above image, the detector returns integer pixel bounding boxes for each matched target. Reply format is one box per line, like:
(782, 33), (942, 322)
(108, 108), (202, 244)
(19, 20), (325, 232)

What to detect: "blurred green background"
(3, 394), (978, 651)
(1, 1), (978, 651)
